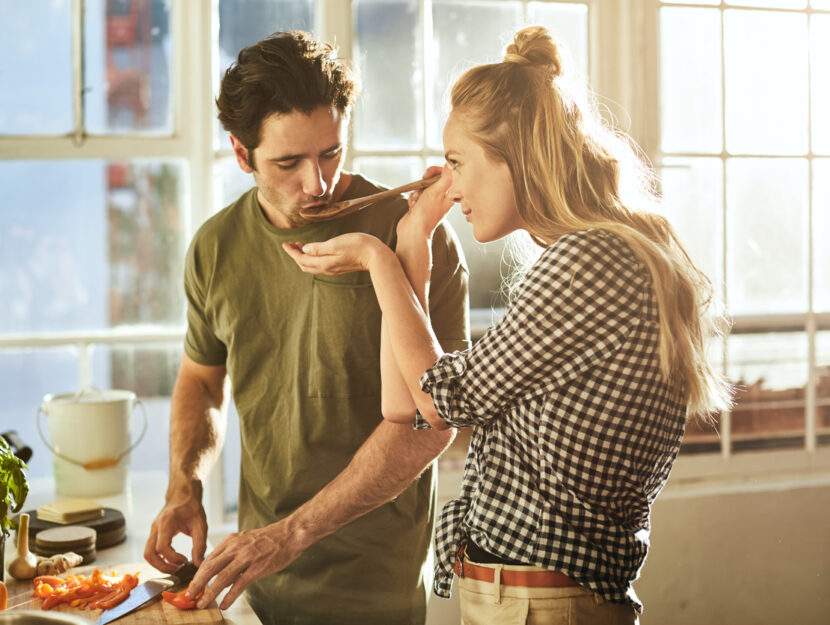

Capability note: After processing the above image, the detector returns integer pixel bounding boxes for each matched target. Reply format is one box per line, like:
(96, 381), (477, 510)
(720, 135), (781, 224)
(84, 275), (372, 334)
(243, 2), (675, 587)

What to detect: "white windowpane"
(813, 0), (830, 8)
(0, 160), (186, 333)
(84, 0), (173, 135)
(726, 158), (808, 314)
(814, 159), (830, 312)
(215, 0), (314, 150)
(526, 3), (589, 78)
(728, 332), (807, 453)
(0, 348), (80, 479)
(660, 7), (722, 154)
(811, 15), (830, 154)
(354, 0), (422, 150)
(89, 344), (181, 470)
(726, 0), (806, 7)
(659, 157), (724, 296)
(724, 10), (808, 155)
(661, 0), (721, 4)
(217, 158), (255, 212)
(429, 1), (523, 149)
(224, 401), (242, 513)
(0, 1), (73, 135)
(352, 157), (425, 188)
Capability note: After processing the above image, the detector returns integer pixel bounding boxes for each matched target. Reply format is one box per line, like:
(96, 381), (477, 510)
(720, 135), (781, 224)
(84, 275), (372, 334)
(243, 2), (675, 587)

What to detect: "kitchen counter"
(4, 471), (260, 625)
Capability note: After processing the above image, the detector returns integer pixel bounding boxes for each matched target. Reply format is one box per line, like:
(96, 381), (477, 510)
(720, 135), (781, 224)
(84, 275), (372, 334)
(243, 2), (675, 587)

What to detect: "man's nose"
(302, 161), (326, 197)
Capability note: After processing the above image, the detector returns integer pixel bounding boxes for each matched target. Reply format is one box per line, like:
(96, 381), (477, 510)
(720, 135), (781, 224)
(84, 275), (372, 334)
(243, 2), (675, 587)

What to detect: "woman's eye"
(447, 159), (461, 170)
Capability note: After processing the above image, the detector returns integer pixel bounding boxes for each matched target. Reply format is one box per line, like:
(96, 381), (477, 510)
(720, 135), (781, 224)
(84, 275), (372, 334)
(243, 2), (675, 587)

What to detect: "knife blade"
(95, 561), (198, 625)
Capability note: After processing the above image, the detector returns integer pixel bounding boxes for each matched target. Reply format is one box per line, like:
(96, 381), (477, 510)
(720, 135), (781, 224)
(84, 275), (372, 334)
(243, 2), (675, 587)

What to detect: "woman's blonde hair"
(450, 26), (732, 418)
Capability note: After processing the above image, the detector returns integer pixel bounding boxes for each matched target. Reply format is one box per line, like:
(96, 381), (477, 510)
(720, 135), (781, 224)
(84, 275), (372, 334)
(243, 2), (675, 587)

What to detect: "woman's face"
(443, 112), (524, 243)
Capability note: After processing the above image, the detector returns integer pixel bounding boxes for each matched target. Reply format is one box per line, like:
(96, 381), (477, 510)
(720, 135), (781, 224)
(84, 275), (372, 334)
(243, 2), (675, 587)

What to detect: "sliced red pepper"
(32, 569), (140, 611)
(162, 589), (203, 610)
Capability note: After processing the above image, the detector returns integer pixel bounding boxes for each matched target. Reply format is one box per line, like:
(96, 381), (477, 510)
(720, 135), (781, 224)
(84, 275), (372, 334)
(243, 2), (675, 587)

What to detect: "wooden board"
(4, 562), (224, 624)
(19, 508), (127, 550)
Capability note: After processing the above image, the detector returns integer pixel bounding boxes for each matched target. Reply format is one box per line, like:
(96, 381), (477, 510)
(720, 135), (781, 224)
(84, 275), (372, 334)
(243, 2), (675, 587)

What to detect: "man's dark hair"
(216, 30), (360, 168)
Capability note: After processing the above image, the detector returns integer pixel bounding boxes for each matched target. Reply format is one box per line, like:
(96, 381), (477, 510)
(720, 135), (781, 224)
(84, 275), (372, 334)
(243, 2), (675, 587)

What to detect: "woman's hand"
(282, 232), (386, 276)
(397, 164), (454, 241)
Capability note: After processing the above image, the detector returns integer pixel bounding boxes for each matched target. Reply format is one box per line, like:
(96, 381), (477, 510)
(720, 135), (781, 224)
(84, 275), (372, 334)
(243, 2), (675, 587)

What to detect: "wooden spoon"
(299, 174), (441, 222)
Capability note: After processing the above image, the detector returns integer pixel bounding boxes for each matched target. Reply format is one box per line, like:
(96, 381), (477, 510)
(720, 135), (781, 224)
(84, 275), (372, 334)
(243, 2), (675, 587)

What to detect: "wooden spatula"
(299, 174), (441, 222)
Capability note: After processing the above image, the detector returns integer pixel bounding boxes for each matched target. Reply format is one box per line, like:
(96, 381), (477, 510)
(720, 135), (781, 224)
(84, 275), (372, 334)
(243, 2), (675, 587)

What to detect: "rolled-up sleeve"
(416, 230), (648, 429)
(414, 351), (471, 428)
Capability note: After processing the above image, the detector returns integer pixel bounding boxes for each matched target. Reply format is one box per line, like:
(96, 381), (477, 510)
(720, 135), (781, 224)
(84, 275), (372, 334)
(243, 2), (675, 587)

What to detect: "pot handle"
(36, 398), (149, 470)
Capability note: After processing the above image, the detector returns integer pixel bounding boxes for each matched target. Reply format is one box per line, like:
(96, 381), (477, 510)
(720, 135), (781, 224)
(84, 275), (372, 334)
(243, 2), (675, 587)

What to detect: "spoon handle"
(301, 174), (441, 221)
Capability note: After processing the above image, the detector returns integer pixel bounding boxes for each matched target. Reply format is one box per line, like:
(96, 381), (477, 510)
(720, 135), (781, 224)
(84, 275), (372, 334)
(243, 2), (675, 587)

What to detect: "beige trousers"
(457, 560), (639, 625)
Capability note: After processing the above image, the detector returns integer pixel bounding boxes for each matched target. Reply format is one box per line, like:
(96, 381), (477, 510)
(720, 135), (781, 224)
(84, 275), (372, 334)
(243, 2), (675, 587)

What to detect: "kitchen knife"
(95, 561), (198, 625)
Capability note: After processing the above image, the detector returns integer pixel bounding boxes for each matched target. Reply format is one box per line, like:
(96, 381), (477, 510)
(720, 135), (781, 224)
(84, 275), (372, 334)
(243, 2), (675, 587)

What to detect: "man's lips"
(301, 200), (329, 211)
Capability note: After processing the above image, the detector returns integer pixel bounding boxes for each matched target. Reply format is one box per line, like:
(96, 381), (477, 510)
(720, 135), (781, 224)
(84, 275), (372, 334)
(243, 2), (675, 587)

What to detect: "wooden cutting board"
(4, 562), (224, 624)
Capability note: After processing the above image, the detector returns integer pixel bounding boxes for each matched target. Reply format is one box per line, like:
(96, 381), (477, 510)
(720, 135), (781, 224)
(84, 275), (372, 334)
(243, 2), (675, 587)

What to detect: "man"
(144, 31), (470, 625)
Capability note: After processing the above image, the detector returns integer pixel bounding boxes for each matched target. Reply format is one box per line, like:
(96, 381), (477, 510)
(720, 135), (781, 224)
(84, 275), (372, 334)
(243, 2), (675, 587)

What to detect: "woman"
(284, 25), (731, 625)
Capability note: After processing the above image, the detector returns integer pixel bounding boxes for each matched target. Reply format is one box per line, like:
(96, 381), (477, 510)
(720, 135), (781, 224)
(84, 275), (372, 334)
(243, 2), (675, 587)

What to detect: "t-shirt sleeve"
(428, 220), (471, 353)
(419, 230), (647, 428)
(183, 236), (227, 366)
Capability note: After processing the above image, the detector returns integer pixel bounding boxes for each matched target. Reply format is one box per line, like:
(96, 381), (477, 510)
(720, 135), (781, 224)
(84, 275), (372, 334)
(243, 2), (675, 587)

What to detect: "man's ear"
(229, 134), (254, 174)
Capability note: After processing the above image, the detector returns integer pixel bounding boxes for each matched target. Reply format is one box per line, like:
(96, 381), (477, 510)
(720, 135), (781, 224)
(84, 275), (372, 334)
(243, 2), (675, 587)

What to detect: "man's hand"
(144, 487), (208, 573)
(186, 521), (308, 610)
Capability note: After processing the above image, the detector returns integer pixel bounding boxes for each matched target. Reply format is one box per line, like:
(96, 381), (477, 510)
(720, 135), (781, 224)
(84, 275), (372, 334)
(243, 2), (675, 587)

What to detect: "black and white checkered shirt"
(415, 229), (687, 612)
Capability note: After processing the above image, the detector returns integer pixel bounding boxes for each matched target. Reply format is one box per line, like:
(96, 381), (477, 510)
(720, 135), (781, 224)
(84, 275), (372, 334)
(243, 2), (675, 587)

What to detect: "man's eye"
(322, 149), (342, 160)
(276, 160), (298, 170)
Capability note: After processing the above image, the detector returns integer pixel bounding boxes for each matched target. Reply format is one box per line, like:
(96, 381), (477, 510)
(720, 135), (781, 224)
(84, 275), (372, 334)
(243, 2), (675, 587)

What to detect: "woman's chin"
(471, 226), (498, 244)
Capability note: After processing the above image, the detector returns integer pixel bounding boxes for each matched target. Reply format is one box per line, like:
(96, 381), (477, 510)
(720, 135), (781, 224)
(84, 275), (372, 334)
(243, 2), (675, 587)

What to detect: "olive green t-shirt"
(183, 174), (470, 625)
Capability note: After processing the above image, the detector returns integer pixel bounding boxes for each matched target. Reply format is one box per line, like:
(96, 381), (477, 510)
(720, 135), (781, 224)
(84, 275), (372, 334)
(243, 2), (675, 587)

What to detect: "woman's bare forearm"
(369, 245), (446, 427)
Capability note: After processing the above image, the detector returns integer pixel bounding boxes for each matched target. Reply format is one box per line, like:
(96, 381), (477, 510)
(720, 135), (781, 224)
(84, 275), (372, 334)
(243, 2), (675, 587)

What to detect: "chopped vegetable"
(1, 579), (7, 610)
(36, 552), (84, 576)
(161, 589), (203, 610)
(32, 569), (139, 611)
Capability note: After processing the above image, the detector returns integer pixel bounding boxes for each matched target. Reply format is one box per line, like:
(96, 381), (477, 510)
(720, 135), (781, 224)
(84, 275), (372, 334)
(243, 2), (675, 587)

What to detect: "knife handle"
(171, 562), (199, 586)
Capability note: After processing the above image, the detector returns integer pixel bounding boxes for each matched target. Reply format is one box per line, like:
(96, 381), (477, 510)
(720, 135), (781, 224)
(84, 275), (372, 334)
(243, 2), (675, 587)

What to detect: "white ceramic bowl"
(0, 612), (90, 625)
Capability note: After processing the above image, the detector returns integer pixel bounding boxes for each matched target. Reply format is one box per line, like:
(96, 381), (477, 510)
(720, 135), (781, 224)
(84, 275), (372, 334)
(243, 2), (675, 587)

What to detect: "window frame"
(647, 0), (830, 480)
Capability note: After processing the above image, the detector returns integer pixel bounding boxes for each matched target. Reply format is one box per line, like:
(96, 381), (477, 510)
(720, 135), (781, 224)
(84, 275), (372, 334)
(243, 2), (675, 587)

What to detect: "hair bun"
(504, 26), (563, 77)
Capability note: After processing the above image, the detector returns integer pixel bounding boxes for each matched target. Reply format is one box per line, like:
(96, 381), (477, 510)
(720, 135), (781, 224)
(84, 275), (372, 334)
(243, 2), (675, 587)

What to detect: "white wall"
(638, 483), (830, 625)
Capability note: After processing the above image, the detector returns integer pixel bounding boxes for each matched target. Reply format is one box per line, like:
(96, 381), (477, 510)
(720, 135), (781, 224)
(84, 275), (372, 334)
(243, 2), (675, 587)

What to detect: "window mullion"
(421, 0), (431, 165)
(719, 2), (731, 460)
(72, 0), (85, 146)
(806, 14), (817, 454)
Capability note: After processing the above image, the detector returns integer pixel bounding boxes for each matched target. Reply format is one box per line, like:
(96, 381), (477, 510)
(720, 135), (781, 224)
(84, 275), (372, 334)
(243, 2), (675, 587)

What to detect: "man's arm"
(144, 354), (229, 573)
(189, 419), (452, 609)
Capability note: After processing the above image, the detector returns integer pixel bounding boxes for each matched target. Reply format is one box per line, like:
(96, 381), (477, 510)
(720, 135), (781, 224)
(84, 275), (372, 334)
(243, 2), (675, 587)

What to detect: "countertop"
(3, 471), (260, 625)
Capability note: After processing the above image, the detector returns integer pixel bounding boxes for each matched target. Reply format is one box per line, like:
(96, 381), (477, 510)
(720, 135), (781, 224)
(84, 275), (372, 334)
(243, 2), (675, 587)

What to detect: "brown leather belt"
(454, 548), (580, 588)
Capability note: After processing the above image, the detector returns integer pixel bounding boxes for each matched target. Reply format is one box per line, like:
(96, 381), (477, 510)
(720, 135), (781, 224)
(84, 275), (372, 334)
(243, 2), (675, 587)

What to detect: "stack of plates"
(34, 526), (97, 564)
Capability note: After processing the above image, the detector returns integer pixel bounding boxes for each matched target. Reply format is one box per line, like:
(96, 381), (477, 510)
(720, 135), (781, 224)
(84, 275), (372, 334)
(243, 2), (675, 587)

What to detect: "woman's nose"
(447, 176), (462, 204)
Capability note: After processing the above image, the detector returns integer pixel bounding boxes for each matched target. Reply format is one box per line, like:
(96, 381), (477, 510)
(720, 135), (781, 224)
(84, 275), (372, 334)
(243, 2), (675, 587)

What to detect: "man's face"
(230, 106), (349, 229)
